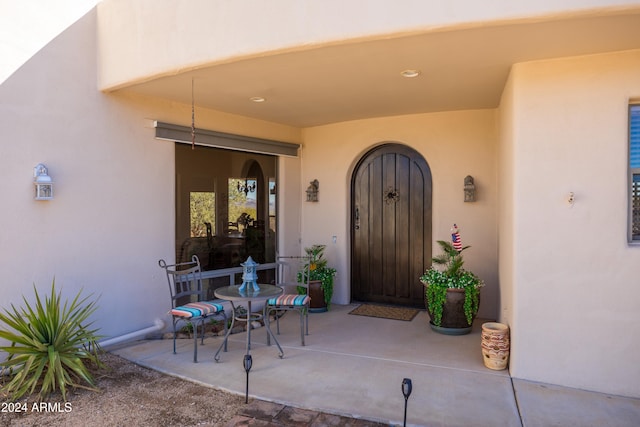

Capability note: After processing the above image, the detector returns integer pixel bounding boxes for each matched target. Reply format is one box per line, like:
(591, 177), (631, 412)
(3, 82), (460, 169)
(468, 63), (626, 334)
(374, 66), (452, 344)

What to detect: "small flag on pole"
(451, 224), (462, 252)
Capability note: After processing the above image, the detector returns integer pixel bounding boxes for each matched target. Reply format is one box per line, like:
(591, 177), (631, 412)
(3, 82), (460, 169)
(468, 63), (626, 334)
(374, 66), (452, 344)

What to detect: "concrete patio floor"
(111, 304), (640, 426)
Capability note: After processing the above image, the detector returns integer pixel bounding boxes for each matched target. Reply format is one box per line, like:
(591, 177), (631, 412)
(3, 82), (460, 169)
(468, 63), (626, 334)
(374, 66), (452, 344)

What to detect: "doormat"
(348, 304), (420, 322)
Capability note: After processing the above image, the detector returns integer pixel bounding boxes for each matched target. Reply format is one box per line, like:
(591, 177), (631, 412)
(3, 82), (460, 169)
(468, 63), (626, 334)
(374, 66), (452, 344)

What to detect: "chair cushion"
(267, 295), (310, 306)
(170, 301), (224, 318)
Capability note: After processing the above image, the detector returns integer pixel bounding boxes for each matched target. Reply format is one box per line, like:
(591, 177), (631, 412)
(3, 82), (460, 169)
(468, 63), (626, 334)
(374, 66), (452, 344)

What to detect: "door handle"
(355, 207), (360, 230)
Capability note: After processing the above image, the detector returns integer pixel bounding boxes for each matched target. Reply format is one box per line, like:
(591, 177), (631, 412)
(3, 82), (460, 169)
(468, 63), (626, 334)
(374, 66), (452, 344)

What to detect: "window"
(630, 104), (640, 243)
(175, 144), (277, 269)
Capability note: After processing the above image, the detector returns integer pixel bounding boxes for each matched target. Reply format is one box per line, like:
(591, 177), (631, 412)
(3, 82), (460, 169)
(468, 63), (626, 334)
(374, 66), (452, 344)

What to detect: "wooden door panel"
(394, 154), (411, 299)
(351, 144), (432, 308)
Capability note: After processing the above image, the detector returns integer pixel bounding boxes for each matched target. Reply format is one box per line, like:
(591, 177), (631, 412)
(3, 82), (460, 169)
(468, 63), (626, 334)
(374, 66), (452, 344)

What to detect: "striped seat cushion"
(267, 295), (310, 306)
(170, 301), (224, 318)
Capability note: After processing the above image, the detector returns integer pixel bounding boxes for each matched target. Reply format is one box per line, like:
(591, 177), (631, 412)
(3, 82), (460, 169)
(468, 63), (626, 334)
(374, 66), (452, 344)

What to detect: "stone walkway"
(227, 400), (390, 426)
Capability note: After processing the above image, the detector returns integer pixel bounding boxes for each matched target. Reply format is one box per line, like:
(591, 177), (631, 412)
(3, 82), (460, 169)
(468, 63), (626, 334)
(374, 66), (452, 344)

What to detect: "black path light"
(243, 354), (253, 404)
(402, 378), (413, 427)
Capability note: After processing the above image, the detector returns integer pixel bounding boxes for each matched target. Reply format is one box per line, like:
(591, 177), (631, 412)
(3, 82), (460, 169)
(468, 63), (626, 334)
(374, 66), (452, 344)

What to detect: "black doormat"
(348, 304), (420, 322)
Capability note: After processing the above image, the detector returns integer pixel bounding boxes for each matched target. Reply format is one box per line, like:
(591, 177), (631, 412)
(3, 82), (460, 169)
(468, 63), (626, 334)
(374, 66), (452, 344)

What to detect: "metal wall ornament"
(384, 187), (399, 204)
(464, 175), (476, 202)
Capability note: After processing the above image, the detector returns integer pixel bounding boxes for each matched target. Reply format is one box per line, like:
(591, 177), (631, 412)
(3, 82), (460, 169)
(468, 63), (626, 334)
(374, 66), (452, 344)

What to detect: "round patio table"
(213, 284), (284, 362)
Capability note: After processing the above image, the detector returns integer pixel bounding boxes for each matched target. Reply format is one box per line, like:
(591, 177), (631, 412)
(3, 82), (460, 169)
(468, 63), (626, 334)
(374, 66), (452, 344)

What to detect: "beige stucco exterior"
(1, 0), (640, 399)
(501, 51), (640, 394)
(0, 9), (299, 339)
(96, 0), (640, 91)
(300, 111), (499, 313)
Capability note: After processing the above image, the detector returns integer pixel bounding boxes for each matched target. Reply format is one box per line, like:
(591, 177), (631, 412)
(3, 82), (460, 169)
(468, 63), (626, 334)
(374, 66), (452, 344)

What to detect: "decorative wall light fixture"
(464, 175), (476, 202)
(306, 179), (319, 202)
(34, 163), (53, 200)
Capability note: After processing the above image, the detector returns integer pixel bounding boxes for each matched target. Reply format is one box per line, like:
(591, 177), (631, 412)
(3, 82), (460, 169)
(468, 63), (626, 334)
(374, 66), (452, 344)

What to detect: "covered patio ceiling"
(118, 10), (640, 128)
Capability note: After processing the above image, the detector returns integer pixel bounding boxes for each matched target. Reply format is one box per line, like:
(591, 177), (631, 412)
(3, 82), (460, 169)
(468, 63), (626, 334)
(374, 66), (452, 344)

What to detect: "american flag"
(451, 224), (462, 252)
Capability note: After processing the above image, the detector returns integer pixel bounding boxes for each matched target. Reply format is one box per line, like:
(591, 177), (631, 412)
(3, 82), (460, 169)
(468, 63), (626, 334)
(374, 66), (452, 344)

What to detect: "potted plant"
(297, 244), (336, 312)
(420, 225), (483, 335)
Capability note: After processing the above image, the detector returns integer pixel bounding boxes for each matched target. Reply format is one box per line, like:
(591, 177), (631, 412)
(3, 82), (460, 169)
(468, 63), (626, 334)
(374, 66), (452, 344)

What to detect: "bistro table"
(213, 283), (284, 362)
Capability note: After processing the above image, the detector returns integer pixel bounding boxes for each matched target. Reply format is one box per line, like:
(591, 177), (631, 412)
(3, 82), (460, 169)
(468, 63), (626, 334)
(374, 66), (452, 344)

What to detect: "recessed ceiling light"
(400, 69), (421, 78)
(250, 96), (266, 103)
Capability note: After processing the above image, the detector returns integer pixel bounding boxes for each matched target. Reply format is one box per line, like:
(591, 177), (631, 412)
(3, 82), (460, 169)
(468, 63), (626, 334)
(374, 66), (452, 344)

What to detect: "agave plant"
(0, 280), (103, 401)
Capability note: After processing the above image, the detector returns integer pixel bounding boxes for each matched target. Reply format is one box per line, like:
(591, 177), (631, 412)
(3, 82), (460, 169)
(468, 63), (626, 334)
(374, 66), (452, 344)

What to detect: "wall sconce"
(34, 163), (53, 200)
(464, 175), (475, 202)
(306, 179), (319, 202)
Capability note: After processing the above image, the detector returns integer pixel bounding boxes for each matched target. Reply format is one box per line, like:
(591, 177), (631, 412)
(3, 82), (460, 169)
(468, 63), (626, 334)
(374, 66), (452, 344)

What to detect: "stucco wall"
(0, 9), (171, 339)
(497, 65), (517, 358)
(4, 1), (640, 401)
(97, 0), (640, 90)
(301, 110), (499, 319)
(506, 49), (640, 397)
(0, 10), (301, 341)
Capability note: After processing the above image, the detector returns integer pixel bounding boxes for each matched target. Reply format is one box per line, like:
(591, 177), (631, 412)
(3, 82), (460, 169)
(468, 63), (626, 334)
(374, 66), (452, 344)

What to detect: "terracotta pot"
(481, 322), (510, 370)
(308, 280), (327, 312)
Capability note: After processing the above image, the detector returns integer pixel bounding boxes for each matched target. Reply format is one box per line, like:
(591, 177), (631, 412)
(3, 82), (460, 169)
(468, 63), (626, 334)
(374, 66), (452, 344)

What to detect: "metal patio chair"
(264, 255), (311, 346)
(159, 255), (227, 362)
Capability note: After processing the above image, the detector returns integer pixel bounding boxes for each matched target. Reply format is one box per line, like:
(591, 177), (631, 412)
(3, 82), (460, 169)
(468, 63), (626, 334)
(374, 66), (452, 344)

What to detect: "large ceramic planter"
(308, 280), (327, 313)
(425, 288), (479, 335)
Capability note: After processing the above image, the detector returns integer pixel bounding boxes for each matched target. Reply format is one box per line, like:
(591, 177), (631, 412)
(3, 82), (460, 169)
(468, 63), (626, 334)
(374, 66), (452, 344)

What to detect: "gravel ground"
(0, 352), (245, 426)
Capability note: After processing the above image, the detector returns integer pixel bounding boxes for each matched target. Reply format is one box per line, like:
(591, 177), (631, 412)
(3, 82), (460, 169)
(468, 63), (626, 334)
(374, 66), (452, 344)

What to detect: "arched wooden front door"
(351, 143), (432, 308)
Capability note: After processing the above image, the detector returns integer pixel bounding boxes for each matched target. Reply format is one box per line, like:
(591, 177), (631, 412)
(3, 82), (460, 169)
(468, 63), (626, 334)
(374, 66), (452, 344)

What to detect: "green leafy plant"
(420, 240), (483, 326)
(180, 322), (194, 336)
(0, 280), (103, 401)
(297, 244), (337, 307)
(208, 318), (225, 334)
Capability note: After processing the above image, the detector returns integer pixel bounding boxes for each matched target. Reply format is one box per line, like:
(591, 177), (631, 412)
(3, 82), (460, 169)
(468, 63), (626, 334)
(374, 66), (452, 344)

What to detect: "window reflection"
(189, 192), (215, 237)
(175, 144), (277, 271)
(228, 178), (257, 235)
